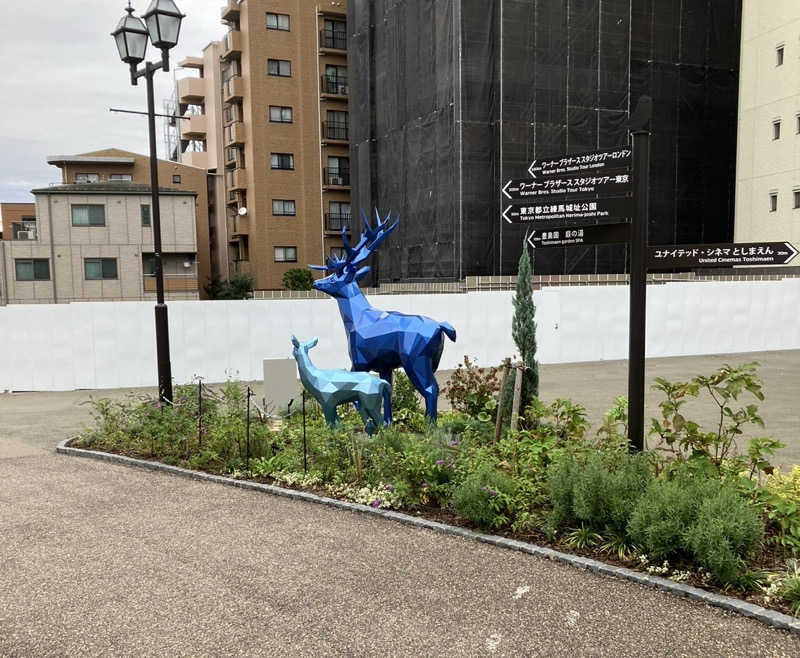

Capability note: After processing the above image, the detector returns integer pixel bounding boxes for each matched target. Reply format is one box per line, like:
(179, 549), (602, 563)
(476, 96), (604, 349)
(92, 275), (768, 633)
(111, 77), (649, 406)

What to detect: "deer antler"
(349, 209), (399, 269)
(310, 209), (399, 276)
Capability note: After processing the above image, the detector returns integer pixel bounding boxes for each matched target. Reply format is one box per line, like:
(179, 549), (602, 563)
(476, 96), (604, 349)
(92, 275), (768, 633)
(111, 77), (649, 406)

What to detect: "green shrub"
(629, 476), (763, 586)
(281, 268), (314, 291)
(451, 467), (517, 530)
(627, 476), (712, 561)
(684, 487), (764, 585)
(546, 452), (651, 535)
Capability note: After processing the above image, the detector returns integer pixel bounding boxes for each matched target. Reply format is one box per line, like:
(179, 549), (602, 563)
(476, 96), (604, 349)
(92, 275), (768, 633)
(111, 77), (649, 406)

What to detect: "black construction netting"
(349, 0), (742, 280)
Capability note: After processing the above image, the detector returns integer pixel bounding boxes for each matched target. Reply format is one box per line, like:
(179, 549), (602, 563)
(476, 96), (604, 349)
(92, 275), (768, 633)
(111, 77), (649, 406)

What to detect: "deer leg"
(379, 368), (393, 425)
(403, 359), (439, 423)
(322, 404), (339, 428)
(355, 394), (372, 427)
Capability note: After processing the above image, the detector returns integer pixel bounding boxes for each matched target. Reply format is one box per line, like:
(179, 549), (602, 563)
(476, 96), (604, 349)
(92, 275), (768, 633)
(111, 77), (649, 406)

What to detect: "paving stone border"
(57, 438), (800, 635)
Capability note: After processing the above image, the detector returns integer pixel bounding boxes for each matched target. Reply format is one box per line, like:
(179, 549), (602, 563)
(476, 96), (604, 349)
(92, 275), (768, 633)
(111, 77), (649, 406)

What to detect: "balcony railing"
(321, 75), (348, 96)
(12, 222), (37, 240)
(324, 168), (350, 186)
(143, 273), (198, 293)
(321, 29), (347, 51)
(323, 120), (348, 141)
(223, 75), (243, 102)
(325, 213), (351, 232)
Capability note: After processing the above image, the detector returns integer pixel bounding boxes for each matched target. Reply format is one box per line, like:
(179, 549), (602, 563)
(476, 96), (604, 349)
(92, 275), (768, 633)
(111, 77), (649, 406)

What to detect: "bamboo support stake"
(510, 363), (524, 432)
(494, 363), (510, 443)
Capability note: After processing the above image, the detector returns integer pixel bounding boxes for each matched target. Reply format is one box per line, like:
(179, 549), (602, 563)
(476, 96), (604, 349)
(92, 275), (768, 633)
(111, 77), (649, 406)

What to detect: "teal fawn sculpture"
(291, 335), (389, 435)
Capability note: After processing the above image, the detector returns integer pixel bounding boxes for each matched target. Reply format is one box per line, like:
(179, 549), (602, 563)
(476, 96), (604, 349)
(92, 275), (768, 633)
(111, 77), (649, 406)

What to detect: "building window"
(794, 190), (800, 209)
(75, 173), (99, 183)
(773, 120), (781, 140)
(322, 19), (347, 50)
(15, 258), (50, 281)
(272, 199), (296, 216)
(325, 110), (348, 140)
(71, 204), (106, 226)
(330, 246), (346, 260)
(266, 12), (290, 31)
(84, 258), (118, 280)
(141, 204), (151, 227)
(110, 173), (132, 182)
(777, 45), (785, 66)
(274, 246), (297, 262)
(327, 201), (351, 231)
(323, 64), (348, 95)
(770, 192), (778, 212)
(270, 153), (294, 170)
(173, 174), (182, 184)
(326, 156), (350, 185)
(268, 59), (291, 77)
(269, 105), (293, 123)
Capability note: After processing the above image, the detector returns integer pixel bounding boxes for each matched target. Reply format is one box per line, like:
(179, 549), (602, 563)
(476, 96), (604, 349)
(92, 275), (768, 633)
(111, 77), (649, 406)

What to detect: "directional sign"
(527, 222), (631, 249)
(502, 173), (632, 201)
(528, 146), (632, 179)
(648, 242), (799, 269)
(502, 196), (633, 225)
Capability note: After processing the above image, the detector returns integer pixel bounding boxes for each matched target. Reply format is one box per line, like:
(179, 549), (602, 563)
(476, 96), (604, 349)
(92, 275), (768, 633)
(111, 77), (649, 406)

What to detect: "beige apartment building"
(173, 0), (351, 290)
(0, 183), (198, 305)
(735, 0), (800, 263)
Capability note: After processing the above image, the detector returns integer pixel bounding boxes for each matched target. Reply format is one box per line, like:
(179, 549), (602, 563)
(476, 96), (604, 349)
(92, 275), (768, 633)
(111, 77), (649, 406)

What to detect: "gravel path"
(1, 452), (799, 657)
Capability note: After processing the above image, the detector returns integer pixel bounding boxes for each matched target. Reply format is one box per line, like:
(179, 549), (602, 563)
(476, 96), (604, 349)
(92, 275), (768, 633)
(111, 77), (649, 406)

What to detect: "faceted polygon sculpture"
(291, 335), (388, 435)
(309, 210), (457, 422)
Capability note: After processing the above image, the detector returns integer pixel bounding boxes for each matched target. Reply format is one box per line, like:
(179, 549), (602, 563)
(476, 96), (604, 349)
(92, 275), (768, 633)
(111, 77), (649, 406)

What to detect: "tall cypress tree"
(512, 238), (539, 397)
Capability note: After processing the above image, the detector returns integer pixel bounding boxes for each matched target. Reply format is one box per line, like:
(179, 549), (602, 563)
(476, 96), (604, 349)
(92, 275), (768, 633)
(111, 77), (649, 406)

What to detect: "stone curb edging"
(57, 438), (800, 635)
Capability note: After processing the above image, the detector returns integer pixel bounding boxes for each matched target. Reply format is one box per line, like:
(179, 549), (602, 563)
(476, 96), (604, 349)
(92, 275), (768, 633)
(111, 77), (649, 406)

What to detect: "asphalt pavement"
(1, 350), (799, 656)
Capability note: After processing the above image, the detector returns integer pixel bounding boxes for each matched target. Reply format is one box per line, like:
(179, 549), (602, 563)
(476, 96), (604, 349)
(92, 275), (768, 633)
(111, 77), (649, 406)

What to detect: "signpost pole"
(627, 99), (652, 453)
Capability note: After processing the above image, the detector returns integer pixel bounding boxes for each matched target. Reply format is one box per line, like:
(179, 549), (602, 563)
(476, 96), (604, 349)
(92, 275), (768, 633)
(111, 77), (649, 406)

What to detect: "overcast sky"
(0, 0), (226, 202)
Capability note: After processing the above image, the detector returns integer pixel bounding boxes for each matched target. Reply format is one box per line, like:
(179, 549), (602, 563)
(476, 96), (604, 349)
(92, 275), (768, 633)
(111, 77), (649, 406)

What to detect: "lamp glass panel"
(127, 30), (148, 59)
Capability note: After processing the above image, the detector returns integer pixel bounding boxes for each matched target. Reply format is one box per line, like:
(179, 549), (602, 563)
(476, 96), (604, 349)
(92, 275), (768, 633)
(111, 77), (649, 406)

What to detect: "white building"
(734, 0), (800, 264)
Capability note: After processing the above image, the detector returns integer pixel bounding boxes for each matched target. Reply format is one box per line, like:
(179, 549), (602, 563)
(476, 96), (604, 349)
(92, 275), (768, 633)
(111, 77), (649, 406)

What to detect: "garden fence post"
(246, 386), (251, 471)
(197, 377), (203, 451)
(494, 363), (510, 443)
(302, 390), (307, 473)
(510, 363), (524, 432)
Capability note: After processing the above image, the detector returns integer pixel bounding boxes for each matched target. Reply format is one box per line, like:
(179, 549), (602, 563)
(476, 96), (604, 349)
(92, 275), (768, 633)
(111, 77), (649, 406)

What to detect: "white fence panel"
(1, 279), (798, 392)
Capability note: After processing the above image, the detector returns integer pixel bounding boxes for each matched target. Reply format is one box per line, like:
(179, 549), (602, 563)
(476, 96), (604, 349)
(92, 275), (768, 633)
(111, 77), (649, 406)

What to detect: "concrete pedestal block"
(263, 358), (301, 417)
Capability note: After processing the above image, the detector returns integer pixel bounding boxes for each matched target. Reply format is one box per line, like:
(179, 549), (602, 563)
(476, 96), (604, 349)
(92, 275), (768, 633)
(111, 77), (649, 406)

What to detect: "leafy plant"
(281, 268), (314, 291)
(443, 356), (499, 418)
(649, 363), (778, 478)
(565, 525), (603, 549)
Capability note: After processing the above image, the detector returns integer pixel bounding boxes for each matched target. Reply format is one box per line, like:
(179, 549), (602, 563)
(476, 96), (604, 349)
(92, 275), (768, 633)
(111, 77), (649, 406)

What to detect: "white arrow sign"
(502, 206), (513, 223)
(527, 160), (537, 178)
(502, 180), (515, 200)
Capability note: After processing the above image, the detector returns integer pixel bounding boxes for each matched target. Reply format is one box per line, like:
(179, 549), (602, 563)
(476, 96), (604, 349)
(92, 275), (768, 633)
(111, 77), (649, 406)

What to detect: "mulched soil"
(74, 444), (798, 619)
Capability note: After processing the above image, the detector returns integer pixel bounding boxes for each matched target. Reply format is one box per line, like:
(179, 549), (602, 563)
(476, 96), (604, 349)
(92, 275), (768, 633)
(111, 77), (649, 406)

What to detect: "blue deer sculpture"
(291, 335), (388, 435)
(310, 211), (456, 423)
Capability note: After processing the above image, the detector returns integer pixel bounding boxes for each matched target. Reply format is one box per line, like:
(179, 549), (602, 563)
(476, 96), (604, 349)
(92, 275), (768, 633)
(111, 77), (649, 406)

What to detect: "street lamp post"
(112, 1), (185, 404)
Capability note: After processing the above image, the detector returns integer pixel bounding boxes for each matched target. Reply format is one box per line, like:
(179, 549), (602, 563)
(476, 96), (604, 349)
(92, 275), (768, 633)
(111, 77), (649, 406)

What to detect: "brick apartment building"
(169, 0), (351, 290)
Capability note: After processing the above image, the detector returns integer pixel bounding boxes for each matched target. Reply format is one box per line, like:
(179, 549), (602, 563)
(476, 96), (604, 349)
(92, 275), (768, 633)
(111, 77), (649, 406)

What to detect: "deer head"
(309, 209), (399, 298)
(291, 335), (318, 359)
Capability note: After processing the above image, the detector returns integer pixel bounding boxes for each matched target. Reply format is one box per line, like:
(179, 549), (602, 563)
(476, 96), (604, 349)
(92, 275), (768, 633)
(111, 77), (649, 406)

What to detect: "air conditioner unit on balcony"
(17, 230), (35, 240)
(330, 176), (343, 186)
(337, 84), (348, 95)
